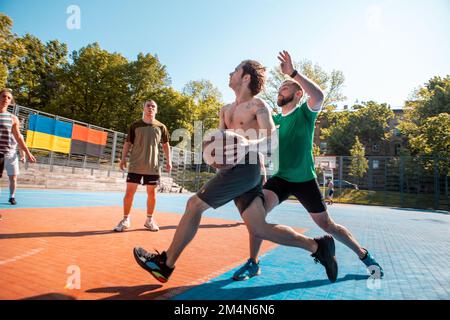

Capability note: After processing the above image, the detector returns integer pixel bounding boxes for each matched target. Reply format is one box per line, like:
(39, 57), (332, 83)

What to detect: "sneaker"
(113, 217), (130, 232)
(9, 197), (16, 205)
(311, 235), (338, 283)
(361, 248), (384, 278)
(144, 218), (159, 232)
(232, 259), (261, 281)
(133, 247), (174, 283)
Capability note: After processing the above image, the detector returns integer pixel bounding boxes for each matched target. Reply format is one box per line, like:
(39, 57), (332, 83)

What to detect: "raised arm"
(278, 50), (324, 111)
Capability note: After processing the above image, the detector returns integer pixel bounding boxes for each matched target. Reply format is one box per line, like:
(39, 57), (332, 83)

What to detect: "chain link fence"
(7, 105), (449, 210)
(318, 156), (449, 211)
(8, 104), (209, 191)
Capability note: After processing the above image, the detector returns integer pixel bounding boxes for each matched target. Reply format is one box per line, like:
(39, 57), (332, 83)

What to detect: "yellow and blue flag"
(25, 114), (73, 154)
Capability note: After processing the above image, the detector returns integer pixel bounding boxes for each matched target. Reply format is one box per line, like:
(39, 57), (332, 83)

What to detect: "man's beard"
(277, 94), (295, 107)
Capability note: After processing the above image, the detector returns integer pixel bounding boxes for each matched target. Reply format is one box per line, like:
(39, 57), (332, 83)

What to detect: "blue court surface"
(1, 189), (449, 300)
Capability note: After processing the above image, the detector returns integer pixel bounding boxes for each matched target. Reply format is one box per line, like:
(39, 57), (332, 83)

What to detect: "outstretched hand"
(278, 50), (295, 76)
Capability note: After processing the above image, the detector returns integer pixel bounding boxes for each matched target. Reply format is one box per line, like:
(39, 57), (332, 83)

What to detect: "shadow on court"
(86, 274), (368, 300)
(0, 222), (245, 239)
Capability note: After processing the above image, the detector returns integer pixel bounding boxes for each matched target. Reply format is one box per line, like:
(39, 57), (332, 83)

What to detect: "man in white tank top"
(0, 88), (36, 207)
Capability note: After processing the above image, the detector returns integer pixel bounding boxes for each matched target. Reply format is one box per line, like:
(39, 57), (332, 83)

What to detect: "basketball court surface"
(1, 189), (449, 300)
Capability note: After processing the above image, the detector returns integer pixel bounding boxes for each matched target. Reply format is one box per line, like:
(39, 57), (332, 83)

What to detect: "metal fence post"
(83, 124), (89, 169)
(384, 157), (388, 206)
(400, 157), (405, 207)
(434, 157), (440, 210)
(181, 151), (187, 189)
(49, 115), (58, 172)
(338, 156), (343, 201)
(111, 132), (118, 171)
(195, 163), (201, 191)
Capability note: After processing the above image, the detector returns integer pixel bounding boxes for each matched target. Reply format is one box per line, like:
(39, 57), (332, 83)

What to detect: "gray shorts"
(3, 153), (19, 176)
(196, 157), (264, 215)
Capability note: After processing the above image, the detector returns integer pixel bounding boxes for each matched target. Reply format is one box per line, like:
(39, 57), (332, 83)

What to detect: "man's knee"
(186, 195), (208, 215)
(242, 198), (267, 239)
(314, 213), (336, 233)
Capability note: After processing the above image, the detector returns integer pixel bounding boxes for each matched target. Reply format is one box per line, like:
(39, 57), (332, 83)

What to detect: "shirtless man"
(133, 60), (338, 283)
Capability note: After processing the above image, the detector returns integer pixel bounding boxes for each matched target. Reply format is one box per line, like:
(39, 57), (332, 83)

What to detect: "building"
(314, 106), (408, 157)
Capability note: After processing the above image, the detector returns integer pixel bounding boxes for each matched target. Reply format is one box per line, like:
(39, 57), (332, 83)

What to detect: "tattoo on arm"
(256, 108), (269, 115)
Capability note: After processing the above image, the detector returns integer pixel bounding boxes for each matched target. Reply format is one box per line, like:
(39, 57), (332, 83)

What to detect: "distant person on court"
(133, 59), (338, 284)
(114, 100), (172, 232)
(232, 51), (384, 281)
(0, 88), (36, 206)
(325, 178), (334, 205)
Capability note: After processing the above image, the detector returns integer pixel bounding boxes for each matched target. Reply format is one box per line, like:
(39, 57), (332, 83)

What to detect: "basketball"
(202, 130), (237, 169)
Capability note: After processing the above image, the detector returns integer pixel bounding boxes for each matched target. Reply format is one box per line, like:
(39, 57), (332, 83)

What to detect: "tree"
(261, 58), (346, 110)
(399, 76), (450, 166)
(349, 136), (368, 185)
(117, 53), (171, 131)
(0, 14), (25, 88)
(6, 34), (67, 110)
(48, 43), (128, 129)
(320, 101), (395, 155)
(152, 87), (196, 136)
(183, 79), (223, 131)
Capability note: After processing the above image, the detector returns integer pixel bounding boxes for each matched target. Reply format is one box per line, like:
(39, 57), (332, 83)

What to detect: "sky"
(2, 0), (450, 108)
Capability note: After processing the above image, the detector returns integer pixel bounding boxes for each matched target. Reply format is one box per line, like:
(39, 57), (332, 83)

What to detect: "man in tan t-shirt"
(114, 100), (172, 232)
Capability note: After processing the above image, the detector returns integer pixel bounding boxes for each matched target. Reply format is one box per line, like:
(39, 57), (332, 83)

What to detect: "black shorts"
(126, 173), (160, 185)
(263, 177), (327, 214)
(328, 190), (334, 196)
(0, 154), (4, 178)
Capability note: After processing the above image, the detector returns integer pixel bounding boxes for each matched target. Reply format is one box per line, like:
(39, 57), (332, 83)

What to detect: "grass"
(317, 188), (449, 211)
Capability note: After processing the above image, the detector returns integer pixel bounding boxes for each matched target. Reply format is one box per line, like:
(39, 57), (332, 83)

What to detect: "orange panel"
(0, 207), (307, 300)
(87, 129), (107, 146)
(71, 124), (89, 142)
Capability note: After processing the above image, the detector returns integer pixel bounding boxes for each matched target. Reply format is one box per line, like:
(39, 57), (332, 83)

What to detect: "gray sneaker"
(232, 259), (261, 281)
(144, 218), (159, 232)
(114, 217), (130, 232)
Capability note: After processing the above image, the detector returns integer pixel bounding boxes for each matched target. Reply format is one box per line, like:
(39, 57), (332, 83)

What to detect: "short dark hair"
(282, 80), (302, 92)
(1, 88), (15, 105)
(241, 60), (266, 96)
(143, 100), (157, 108)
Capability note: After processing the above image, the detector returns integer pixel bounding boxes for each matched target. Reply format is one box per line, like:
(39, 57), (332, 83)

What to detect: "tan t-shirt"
(126, 119), (169, 175)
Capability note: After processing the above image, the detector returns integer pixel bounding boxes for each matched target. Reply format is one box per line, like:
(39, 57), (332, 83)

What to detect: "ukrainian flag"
(26, 114), (73, 154)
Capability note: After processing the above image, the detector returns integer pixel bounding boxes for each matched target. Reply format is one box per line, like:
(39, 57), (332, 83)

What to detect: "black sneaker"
(311, 235), (338, 282)
(133, 247), (174, 283)
(8, 198), (17, 205)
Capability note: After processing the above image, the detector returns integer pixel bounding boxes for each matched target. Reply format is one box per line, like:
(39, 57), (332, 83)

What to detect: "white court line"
(6, 195), (114, 204)
(0, 248), (45, 266)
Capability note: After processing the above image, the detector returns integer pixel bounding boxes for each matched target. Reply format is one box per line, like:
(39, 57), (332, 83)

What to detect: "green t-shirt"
(272, 102), (319, 183)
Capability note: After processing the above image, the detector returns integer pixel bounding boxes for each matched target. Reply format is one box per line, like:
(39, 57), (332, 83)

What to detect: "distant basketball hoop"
(314, 156), (337, 170)
(315, 156), (336, 199)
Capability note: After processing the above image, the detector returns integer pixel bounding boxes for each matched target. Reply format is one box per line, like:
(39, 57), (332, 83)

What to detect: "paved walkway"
(0, 189), (449, 300)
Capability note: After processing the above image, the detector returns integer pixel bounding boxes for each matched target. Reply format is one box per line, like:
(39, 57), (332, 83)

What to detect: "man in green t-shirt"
(233, 51), (384, 281)
(113, 100), (172, 233)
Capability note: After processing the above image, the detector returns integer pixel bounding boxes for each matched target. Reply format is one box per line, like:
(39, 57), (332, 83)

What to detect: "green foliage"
(260, 59), (346, 110)
(320, 101), (395, 155)
(399, 76), (450, 167)
(183, 79), (223, 131)
(349, 136), (368, 181)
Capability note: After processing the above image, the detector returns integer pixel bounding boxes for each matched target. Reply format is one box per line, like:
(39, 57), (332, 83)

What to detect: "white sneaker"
(114, 217), (130, 232)
(144, 218), (159, 232)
